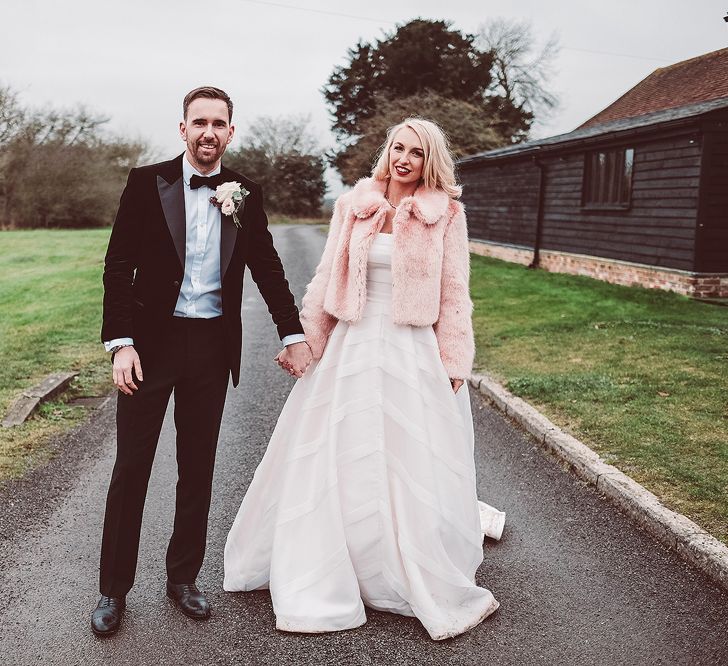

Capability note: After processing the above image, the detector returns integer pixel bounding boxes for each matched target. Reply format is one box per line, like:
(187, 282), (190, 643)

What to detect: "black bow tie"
(189, 173), (224, 190)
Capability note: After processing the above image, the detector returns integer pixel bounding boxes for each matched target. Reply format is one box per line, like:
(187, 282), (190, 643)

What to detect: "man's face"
(180, 98), (234, 172)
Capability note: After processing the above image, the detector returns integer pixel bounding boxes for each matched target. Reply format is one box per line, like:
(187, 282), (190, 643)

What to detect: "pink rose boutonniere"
(210, 181), (250, 229)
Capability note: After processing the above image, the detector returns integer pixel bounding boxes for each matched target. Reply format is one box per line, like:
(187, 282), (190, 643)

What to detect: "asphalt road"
(1, 225), (727, 666)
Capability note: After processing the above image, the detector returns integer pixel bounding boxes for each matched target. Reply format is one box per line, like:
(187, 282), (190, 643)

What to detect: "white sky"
(2, 0), (727, 195)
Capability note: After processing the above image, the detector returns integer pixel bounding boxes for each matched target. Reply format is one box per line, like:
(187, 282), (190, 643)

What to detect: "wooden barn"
(459, 47), (728, 299)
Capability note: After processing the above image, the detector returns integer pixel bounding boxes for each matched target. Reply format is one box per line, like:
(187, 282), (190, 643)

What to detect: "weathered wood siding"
(539, 134), (701, 271)
(459, 159), (539, 248)
(695, 113), (728, 272)
(461, 132), (703, 271)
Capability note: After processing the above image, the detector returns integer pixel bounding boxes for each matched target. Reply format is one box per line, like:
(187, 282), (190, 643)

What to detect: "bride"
(223, 118), (504, 640)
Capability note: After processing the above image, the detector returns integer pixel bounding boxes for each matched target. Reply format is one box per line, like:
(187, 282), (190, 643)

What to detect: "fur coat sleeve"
(299, 195), (347, 359)
(433, 201), (475, 380)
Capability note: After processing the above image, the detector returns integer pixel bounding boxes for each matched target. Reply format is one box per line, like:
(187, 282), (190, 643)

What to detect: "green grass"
(0, 217), (325, 480)
(470, 254), (728, 543)
(0, 229), (112, 479)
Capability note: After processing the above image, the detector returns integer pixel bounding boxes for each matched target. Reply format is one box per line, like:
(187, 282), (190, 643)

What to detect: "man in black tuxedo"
(92, 86), (312, 636)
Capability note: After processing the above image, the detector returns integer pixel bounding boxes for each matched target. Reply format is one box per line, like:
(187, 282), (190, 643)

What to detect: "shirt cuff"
(104, 337), (135, 352)
(281, 334), (306, 347)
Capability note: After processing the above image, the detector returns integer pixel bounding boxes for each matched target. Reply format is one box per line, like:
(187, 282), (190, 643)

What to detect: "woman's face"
(388, 127), (425, 186)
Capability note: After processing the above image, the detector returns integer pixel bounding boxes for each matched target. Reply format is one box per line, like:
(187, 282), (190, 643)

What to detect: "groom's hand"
(113, 346), (143, 395)
(274, 342), (312, 378)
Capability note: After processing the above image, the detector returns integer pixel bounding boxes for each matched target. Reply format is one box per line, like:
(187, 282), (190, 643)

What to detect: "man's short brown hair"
(183, 86), (233, 122)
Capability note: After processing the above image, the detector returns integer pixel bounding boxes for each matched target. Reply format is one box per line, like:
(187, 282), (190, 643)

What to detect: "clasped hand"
(274, 341), (313, 378)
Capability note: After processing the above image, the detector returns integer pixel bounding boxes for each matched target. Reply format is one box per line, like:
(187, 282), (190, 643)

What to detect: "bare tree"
(244, 114), (321, 162)
(0, 85), (24, 143)
(18, 105), (109, 147)
(0, 84), (153, 228)
(477, 18), (560, 123)
(226, 115), (327, 217)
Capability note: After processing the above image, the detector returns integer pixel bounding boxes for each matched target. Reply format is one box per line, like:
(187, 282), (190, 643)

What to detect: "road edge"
(470, 372), (728, 593)
(0, 394), (115, 548)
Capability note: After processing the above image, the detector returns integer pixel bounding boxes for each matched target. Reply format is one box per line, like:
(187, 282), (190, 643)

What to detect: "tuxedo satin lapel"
(219, 165), (239, 280)
(157, 174), (186, 268)
(220, 213), (237, 280)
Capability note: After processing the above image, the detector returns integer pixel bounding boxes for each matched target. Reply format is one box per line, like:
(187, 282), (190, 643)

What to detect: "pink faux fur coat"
(300, 177), (475, 379)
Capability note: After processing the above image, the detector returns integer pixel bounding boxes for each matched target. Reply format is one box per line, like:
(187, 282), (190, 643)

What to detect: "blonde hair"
(371, 117), (462, 199)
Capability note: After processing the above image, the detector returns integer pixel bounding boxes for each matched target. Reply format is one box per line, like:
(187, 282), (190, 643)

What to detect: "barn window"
(582, 147), (634, 209)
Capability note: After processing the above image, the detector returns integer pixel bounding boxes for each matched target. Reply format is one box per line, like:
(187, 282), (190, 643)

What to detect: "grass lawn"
(0, 228), (112, 480)
(0, 217), (324, 482)
(470, 254), (728, 543)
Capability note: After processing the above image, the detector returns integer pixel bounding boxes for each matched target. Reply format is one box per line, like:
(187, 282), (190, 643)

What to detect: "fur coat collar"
(348, 177), (451, 226)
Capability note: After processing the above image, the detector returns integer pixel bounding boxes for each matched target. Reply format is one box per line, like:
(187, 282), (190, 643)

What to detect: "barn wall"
(695, 112), (728, 272)
(459, 158), (539, 248)
(537, 134), (701, 271)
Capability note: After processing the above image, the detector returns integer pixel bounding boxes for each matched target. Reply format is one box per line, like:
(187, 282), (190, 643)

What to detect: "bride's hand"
(274, 349), (295, 377)
(450, 378), (464, 393)
(275, 345), (311, 378)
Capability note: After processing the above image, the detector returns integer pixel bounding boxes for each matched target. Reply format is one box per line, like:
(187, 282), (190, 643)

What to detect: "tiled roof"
(580, 47), (728, 129)
(458, 96), (728, 165)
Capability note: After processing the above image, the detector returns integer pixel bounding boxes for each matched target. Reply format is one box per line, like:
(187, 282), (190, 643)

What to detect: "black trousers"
(99, 316), (229, 597)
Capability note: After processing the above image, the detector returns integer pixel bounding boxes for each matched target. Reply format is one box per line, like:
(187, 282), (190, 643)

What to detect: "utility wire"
(238, 0), (673, 64)
(561, 46), (671, 63)
(238, 0), (396, 24)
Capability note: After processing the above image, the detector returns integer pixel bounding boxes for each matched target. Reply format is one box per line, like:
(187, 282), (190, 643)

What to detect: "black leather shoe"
(166, 581), (210, 620)
(91, 595), (125, 637)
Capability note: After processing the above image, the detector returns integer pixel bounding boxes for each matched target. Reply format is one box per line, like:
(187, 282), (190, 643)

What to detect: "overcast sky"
(2, 0), (727, 194)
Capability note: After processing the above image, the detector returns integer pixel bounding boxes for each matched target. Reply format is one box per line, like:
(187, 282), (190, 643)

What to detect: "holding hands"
(275, 341), (313, 378)
(274, 341), (459, 393)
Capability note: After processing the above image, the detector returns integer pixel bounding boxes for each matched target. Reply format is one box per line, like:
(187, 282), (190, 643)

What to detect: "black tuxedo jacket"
(101, 154), (304, 386)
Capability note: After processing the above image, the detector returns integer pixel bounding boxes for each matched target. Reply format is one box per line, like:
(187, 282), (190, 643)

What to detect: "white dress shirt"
(174, 154), (224, 318)
(104, 154), (305, 351)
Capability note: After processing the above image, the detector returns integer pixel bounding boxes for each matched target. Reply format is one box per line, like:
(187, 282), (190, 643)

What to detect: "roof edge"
(458, 96), (728, 166)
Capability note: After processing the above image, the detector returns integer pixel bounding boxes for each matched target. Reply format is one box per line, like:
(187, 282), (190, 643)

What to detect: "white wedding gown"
(224, 232), (504, 640)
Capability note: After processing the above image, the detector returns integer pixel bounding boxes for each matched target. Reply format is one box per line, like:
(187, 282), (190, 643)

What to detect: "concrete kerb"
(2, 371), (78, 427)
(470, 372), (728, 593)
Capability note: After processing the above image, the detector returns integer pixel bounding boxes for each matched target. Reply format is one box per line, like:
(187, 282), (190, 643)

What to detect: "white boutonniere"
(210, 181), (250, 228)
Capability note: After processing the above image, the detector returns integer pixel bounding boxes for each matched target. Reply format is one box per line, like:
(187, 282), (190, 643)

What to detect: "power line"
(238, 0), (673, 64)
(237, 0), (396, 25)
(561, 46), (671, 63)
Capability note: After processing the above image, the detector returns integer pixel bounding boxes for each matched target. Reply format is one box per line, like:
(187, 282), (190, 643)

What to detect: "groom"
(92, 86), (312, 636)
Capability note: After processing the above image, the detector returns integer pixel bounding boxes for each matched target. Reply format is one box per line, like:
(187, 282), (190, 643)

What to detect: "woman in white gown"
(224, 118), (504, 640)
